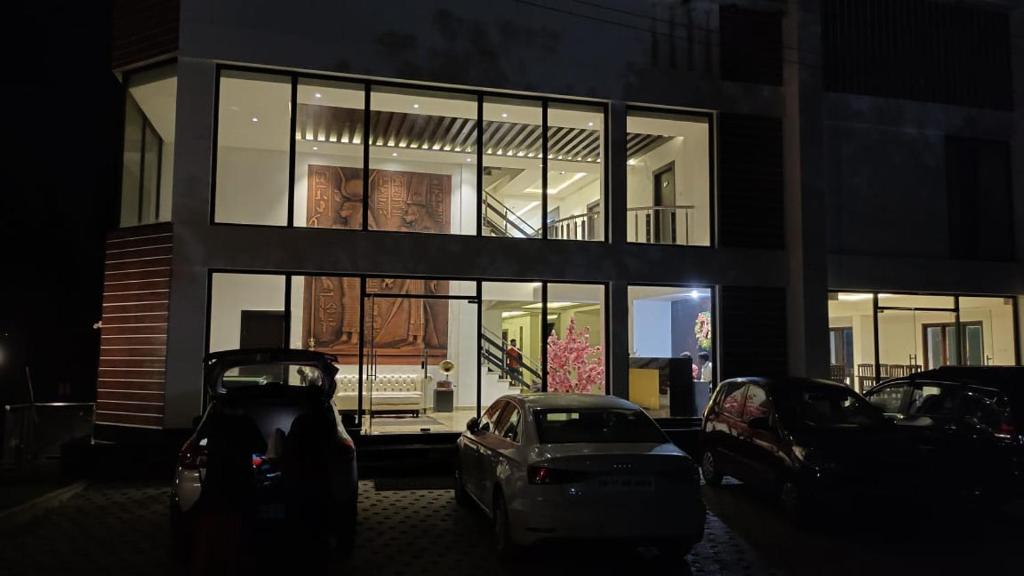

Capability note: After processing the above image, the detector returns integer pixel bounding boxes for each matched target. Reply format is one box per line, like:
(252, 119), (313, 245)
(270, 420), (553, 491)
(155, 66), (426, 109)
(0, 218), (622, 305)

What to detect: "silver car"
(456, 393), (705, 557)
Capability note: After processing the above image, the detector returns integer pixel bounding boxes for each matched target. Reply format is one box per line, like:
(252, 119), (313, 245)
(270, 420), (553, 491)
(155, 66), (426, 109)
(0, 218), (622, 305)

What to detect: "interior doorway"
(653, 162), (675, 244)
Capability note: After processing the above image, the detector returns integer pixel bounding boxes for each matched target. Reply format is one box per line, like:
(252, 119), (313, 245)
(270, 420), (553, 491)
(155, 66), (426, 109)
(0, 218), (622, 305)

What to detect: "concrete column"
(164, 58), (217, 428)
(782, 0), (829, 377)
(609, 280), (629, 400)
(1012, 5), (1024, 363)
(608, 100), (628, 245)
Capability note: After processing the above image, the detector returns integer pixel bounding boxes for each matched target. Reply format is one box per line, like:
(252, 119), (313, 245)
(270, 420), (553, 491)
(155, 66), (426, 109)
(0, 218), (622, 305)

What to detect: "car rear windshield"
(777, 386), (885, 429)
(221, 363), (327, 390)
(533, 408), (667, 444)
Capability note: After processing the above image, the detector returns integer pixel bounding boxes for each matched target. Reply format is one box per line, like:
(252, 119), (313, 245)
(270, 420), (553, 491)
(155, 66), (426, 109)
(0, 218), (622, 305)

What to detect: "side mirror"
(466, 416), (480, 434)
(748, 416), (772, 431)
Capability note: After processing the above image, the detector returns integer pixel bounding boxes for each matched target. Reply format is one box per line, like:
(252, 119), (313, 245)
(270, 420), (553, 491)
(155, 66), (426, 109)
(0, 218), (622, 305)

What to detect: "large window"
(214, 71), (291, 225)
(827, 291), (1018, 393)
(626, 110), (712, 246)
(120, 64), (176, 227)
(211, 69), (610, 241)
(546, 283), (606, 393)
(546, 104), (605, 241)
(628, 286), (714, 418)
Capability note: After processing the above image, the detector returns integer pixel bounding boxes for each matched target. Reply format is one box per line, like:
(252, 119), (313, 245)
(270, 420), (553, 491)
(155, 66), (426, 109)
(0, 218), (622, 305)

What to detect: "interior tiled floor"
(364, 408), (478, 435)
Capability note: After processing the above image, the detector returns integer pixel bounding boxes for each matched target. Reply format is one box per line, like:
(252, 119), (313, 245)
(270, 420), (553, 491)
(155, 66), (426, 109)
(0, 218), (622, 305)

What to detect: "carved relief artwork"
(302, 165), (451, 364)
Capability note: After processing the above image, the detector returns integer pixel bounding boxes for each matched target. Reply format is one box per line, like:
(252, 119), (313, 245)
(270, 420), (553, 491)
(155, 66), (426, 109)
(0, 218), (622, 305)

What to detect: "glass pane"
(121, 64), (176, 226)
(368, 86), (477, 235)
(878, 308), (956, 375)
(482, 282), (542, 402)
(959, 296), (1015, 366)
(628, 286), (714, 418)
(361, 294), (478, 434)
(215, 71), (291, 225)
(294, 79), (366, 228)
(626, 111), (711, 246)
(546, 283), (606, 393)
(482, 98), (543, 238)
(364, 278), (476, 298)
(877, 293), (955, 309)
(546, 104), (604, 241)
(827, 292), (875, 393)
(208, 274), (285, 353)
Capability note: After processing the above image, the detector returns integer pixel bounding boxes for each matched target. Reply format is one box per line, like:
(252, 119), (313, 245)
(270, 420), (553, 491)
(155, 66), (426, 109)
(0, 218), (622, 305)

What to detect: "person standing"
(680, 351), (699, 381)
(506, 339), (523, 385)
(698, 351), (715, 395)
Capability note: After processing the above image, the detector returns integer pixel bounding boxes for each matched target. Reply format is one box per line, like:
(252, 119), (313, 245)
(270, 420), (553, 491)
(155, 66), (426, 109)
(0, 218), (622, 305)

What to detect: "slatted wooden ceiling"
(95, 223), (173, 429)
(296, 104), (670, 162)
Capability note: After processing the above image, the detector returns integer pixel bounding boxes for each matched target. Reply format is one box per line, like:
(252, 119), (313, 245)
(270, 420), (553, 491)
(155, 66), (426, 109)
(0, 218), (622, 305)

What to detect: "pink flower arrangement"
(546, 317), (605, 394)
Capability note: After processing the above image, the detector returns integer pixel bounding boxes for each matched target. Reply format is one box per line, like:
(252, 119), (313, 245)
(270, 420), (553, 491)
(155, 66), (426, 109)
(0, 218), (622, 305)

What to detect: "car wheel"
(493, 492), (517, 561)
(701, 450), (723, 486)
(454, 468), (471, 508)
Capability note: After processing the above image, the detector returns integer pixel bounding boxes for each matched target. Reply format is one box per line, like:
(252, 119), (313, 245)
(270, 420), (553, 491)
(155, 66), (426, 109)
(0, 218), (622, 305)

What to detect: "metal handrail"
(481, 326), (541, 372)
(480, 330), (542, 384)
(546, 212), (594, 240)
(482, 191), (540, 238)
(627, 205), (695, 245)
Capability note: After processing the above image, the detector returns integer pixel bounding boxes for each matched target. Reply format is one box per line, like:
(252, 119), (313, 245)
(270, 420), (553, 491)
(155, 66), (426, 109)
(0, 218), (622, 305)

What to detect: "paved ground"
(0, 479), (777, 576)
(3, 476), (1021, 575)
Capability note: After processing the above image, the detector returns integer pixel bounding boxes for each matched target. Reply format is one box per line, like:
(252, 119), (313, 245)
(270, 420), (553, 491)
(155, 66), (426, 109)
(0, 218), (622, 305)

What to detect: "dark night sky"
(0, 3), (119, 402)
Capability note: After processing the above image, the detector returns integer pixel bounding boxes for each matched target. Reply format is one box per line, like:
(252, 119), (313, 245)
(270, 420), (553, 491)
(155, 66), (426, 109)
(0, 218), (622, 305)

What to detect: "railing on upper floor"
(482, 192), (541, 239)
(627, 205), (695, 245)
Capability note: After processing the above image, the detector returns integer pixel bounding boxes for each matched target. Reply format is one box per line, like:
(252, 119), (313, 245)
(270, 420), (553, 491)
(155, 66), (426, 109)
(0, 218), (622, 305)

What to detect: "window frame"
(209, 64), (611, 243)
(623, 105), (717, 248)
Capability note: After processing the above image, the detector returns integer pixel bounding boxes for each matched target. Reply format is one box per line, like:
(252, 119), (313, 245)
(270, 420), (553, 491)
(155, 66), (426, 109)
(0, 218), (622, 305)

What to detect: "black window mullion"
(362, 84), (371, 231)
(541, 281), (548, 391)
(476, 95), (483, 237)
(137, 112), (147, 225)
(476, 280), (483, 416)
(541, 101), (549, 239)
(357, 276), (367, 428)
(287, 76), (298, 227)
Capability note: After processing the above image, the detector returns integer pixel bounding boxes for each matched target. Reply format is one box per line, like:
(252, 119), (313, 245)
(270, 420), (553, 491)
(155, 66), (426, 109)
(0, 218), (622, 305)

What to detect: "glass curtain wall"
(628, 286), (714, 418)
(625, 110), (711, 246)
(121, 64), (177, 227)
(546, 104), (605, 241)
(827, 291), (1017, 393)
(546, 283), (606, 393)
(481, 98), (544, 238)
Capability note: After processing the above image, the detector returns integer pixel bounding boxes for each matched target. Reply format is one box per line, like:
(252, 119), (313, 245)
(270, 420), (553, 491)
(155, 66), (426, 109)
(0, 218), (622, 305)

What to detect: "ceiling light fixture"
(413, 103), (420, 109)
(312, 146), (319, 151)
(689, 289), (700, 299)
(501, 112), (508, 118)
(251, 117), (259, 123)
(588, 121), (594, 127)
(314, 93), (322, 98)
(391, 152), (398, 157)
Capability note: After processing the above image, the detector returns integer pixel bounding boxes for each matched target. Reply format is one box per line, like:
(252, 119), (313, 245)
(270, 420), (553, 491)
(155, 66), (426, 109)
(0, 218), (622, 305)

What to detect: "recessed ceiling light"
(251, 117), (259, 123)
(312, 146), (319, 151)
(413, 104), (420, 109)
(588, 121), (594, 127)
(391, 152), (398, 157)
(689, 290), (700, 299)
(466, 158), (472, 162)
(314, 93), (322, 98)
(501, 112), (508, 118)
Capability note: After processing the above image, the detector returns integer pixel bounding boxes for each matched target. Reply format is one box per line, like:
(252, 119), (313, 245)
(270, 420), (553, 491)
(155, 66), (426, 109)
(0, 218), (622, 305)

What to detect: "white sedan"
(456, 393), (705, 557)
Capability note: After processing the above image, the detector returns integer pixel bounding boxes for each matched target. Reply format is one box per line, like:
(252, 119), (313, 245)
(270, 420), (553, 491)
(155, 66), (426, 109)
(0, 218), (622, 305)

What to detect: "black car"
(700, 377), (903, 517)
(864, 366), (1024, 503)
(171, 349), (357, 556)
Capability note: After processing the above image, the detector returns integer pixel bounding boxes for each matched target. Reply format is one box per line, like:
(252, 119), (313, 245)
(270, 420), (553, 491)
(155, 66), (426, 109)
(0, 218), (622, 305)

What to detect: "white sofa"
(334, 374), (425, 415)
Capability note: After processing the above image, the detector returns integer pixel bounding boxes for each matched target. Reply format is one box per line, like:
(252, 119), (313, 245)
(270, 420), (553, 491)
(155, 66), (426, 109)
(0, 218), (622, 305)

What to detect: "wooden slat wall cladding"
(96, 223), (173, 429)
(111, 0), (180, 70)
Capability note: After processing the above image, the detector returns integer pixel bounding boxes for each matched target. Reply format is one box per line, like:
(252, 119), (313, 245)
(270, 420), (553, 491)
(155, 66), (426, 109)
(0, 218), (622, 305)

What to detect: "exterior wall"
(108, 0), (1021, 429)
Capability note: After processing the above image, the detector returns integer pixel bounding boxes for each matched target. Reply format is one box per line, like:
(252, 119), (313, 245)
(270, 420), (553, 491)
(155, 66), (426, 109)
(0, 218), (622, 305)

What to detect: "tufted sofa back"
(334, 374), (424, 394)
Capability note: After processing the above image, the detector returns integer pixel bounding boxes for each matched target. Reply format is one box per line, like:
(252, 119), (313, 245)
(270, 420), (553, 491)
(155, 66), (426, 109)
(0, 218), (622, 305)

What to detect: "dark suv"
(864, 366), (1024, 503)
(701, 377), (902, 517)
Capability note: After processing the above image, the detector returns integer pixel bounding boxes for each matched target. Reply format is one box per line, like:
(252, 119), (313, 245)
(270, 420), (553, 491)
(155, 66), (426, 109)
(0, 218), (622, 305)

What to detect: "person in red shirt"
(506, 339), (523, 385)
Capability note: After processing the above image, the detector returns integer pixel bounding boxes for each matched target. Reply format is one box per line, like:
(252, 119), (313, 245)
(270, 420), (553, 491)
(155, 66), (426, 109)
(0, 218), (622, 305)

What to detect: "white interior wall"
(632, 300), (672, 357)
(216, 146), (290, 225)
(209, 274), (285, 353)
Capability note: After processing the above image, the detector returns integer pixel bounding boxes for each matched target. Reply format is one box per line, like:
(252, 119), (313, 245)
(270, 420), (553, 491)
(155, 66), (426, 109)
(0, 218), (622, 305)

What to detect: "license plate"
(596, 477), (654, 492)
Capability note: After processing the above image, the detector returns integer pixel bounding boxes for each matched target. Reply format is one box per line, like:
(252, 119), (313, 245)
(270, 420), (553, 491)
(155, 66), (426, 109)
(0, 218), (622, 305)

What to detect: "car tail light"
(994, 419), (1018, 441)
(178, 437), (207, 470)
(528, 465), (587, 485)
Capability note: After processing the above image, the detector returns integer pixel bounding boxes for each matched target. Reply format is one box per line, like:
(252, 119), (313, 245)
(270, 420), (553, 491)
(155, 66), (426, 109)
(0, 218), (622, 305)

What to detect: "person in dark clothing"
(506, 339), (523, 385)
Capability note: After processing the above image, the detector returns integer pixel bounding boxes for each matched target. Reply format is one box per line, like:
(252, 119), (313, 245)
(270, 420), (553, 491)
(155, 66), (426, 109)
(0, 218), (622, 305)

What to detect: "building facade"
(97, 0), (1024, 440)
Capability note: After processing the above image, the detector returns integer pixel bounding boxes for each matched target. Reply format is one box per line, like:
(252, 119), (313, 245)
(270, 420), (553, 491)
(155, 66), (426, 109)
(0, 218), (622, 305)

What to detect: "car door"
(491, 404), (526, 504)
(476, 402), (516, 513)
(711, 381), (749, 476)
(736, 382), (781, 489)
(866, 381), (913, 419)
(899, 382), (963, 487)
(463, 400), (506, 502)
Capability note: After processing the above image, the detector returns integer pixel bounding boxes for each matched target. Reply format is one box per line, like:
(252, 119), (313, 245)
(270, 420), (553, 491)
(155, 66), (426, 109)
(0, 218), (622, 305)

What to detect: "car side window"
(500, 406), (522, 443)
(742, 384), (772, 422)
(480, 401), (505, 434)
(959, 390), (1007, 430)
(868, 383), (909, 415)
(720, 383), (748, 419)
(907, 384), (959, 418)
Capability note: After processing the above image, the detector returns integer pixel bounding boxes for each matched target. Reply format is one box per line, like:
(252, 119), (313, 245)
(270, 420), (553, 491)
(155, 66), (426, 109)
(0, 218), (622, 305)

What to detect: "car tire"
(701, 450), (723, 486)
(493, 492), (517, 561)
(454, 468), (471, 508)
